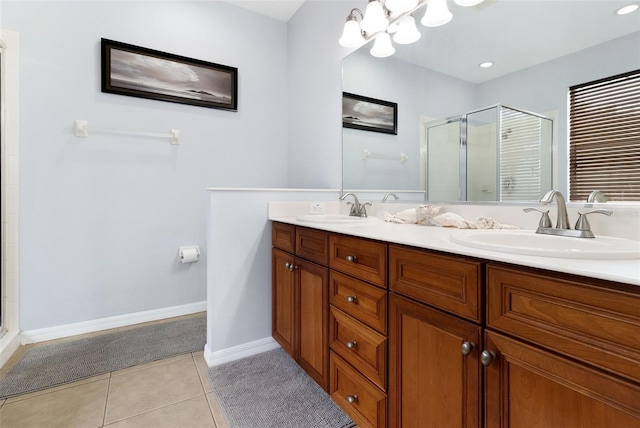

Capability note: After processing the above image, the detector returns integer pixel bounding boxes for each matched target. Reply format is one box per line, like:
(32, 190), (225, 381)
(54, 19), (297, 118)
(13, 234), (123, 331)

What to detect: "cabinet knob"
(284, 262), (295, 272)
(480, 350), (496, 366)
(461, 341), (476, 356)
(345, 340), (357, 349)
(345, 255), (358, 262)
(346, 394), (358, 404)
(346, 295), (358, 304)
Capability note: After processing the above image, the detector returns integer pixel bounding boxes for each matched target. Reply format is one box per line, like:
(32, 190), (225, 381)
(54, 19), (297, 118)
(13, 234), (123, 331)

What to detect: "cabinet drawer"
(330, 270), (388, 333)
(389, 245), (482, 323)
(487, 265), (640, 383)
(330, 307), (387, 390)
(272, 222), (295, 253)
(330, 235), (387, 287)
(296, 227), (329, 266)
(330, 351), (387, 428)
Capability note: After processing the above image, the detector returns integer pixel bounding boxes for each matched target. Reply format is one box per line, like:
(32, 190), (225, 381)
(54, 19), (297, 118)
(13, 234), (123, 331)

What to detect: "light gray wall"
(8, 0), (635, 335)
(286, 0), (353, 189)
(206, 189), (341, 356)
(2, 1), (289, 330)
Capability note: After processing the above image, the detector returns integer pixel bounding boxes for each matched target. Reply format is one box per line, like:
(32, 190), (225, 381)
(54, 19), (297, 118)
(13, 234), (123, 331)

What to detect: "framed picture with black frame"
(101, 38), (238, 111)
(342, 92), (397, 135)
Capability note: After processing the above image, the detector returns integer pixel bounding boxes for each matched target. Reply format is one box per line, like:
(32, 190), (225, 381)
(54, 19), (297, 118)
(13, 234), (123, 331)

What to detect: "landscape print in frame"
(101, 38), (238, 111)
(342, 92), (397, 135)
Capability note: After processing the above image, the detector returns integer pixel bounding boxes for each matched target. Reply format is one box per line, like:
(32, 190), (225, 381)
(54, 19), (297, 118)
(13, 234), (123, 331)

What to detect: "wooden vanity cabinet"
(388, 245), (483, 428)
(274, 221), (640, 427)
(484, 265), (640, 427)
(328, 234), (389, 428)
(272, 223), (329, 391)
(484, 330), (640, 427)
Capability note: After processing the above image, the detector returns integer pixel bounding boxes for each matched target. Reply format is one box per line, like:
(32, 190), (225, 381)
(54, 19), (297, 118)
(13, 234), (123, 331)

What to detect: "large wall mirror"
(342, 0), (640, 202)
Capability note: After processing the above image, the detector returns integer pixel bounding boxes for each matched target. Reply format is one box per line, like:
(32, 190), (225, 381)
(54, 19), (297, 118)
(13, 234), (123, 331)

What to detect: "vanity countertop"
(269, 216), (640, 287)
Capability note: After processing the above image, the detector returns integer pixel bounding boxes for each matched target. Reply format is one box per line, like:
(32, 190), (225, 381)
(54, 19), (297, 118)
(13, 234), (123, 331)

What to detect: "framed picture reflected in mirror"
(342, 92), (397, 135)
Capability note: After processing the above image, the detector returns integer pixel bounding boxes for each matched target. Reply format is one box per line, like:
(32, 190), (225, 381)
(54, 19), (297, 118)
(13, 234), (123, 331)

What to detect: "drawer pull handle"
(284, 262), (296, 272)
(345, 340), (357, 349)
(481, 350), (496, 366)
(346, 295), (358, 304)
(461, 341), (476, 356)
(346, 394), (358, 404)
(345, 255), (357, 262)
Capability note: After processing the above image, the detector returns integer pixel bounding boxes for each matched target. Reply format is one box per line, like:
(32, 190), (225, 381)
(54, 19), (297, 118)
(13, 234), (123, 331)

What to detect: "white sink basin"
(450, 230), (640, 259)
(296, 214), (379, 225)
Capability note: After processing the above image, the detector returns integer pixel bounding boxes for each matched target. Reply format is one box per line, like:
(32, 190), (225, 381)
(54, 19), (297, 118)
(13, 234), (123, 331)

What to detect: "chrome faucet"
(340, 192), (370, 217)
(525, 189), (612, 238)
(540, 190), (570, 229)
(382, 192), (399, 202)
(587, 190), (608, 203)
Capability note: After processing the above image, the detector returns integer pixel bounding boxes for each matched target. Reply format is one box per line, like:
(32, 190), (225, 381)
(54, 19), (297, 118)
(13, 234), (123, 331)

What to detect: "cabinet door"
(484, 330), (640, 428)
(272, 248), (298, 358)
(297, 257), (330, 391)
(389, 293), (481, 428)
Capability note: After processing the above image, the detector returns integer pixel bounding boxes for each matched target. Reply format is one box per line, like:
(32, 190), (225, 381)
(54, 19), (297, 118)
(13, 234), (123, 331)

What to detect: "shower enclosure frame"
(423, 103), (553, 201)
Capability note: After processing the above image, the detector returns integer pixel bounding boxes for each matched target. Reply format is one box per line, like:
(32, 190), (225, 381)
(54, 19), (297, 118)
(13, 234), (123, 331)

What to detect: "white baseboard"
(204, 337), (280, 367)
(0, 330), (22, 369)
(20, 301), (207, 344)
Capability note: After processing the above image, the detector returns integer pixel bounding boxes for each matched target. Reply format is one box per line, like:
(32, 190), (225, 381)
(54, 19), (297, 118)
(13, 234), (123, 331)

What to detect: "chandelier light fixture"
(339, 0), (485, 57)
(421, 0), (452, 27)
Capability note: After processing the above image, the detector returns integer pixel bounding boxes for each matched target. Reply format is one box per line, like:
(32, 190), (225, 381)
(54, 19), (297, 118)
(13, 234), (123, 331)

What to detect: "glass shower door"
(425, 118), (462, 201)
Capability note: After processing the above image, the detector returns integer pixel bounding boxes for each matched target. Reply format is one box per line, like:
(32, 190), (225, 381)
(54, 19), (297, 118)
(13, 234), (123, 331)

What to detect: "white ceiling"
(221, 0), (307, 21)
(226, 0), (639, 83)
(391, 0), (640, 83)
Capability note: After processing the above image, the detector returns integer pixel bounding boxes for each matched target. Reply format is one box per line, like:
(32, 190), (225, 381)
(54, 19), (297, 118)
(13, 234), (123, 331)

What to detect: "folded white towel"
(384, 205), (443, 225)
(431, 213), (519, 229)
(431, 212), (477, 229)
(475, 216), (519, 230)
(384, 207), (519, 230)
(384, 208), (417, 224)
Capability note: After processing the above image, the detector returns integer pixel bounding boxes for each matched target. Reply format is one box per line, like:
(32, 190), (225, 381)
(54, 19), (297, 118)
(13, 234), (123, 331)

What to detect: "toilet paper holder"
(178, 246), (200, 263)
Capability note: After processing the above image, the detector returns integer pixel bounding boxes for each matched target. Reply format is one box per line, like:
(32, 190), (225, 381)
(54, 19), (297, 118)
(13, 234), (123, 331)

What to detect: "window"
(569, 69), (640, 201)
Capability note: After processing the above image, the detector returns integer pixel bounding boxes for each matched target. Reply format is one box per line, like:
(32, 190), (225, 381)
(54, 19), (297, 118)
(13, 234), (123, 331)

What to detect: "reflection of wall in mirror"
(475, 32), (640, 198)
(342, 48), (475, 192)
(343, 31), (640, 199)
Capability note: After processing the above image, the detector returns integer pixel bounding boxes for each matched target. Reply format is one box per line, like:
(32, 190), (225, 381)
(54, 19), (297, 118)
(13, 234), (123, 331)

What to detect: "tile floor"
(0, 314), (228, 428)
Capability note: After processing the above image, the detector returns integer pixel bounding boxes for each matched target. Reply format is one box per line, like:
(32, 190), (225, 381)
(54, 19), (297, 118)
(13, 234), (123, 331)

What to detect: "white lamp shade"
(370, 32), (396, 57)
(393, 16), (422, 44)
(421, 0), (453, 27)
(339, 19), (365, 48)
(361, 1), (389, 34)
(453, 0), (484, 6)
(387, 22), (400, 33)
(385, 0), (419, 14)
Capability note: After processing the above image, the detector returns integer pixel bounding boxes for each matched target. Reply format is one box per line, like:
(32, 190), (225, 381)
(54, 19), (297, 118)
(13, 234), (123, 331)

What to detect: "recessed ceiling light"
(479, 61), (494, 68)
(616, 4), (639, 15)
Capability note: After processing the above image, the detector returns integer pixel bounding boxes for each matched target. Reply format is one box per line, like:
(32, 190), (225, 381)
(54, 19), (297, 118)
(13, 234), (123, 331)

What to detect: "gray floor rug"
(208, 347), (355, 428)
(0, 315), (206, 399)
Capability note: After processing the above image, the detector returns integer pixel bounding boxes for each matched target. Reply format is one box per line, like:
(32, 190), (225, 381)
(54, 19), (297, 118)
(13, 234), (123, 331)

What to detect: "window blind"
(569, 69), (640, 202)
